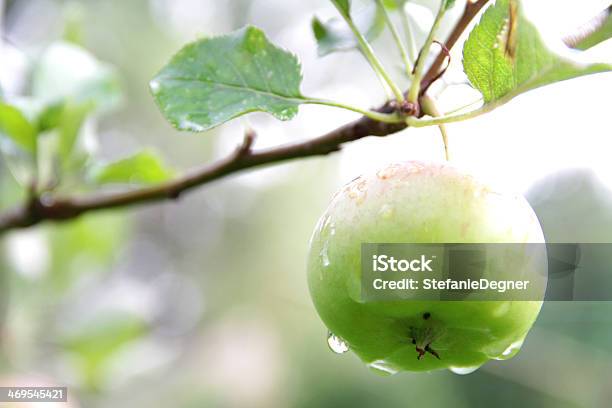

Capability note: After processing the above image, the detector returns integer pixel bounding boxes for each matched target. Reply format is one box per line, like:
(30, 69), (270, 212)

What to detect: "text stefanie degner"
(372, 278), (530, 293)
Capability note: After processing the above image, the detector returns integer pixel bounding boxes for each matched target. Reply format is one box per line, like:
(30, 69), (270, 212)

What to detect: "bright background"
(1, 0), (612, 407)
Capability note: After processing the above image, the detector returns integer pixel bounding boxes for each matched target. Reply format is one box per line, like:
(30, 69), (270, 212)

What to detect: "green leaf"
(567, 6), (612, 51)
(463, 0), (612, 103)
(33, 41), (122, 113)
(312, 3), (386, 56)
(92, 150), (175, 185)
(151, 26), (306, 132)
(0, 103), (37, 153)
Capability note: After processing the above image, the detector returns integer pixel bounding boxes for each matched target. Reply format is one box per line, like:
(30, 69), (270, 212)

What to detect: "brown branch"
(0, 0), (491, 233)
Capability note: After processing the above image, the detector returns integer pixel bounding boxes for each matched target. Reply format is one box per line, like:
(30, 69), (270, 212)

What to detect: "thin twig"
(376, 0), (413, 77)
(407, 0), (448, 103)
(397, 0), (418, 63)
(331, 1), (405, 102)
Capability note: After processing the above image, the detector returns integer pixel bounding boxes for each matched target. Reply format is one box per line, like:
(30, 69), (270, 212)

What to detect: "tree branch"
(0, 0), (491, 233)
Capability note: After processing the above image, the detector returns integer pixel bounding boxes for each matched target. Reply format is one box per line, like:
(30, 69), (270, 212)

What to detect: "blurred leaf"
(26, 42), (118, 179)
(32, 42), (122, 113)
(53, 101), (93, 162)
(0, 253), (7, 329)
(60, 313), (148, 389)
(9, 97), (47, 124)
(0, 157), (28, 210)
(37, 101), (91, 158)
(151, 26), (306, 132)
(62, 2), (86, 45)
(312, 3), (386, 56)
(331, 0), (351, 15)
(47, 212), (127, 292)
(34, 101), (92, 189)
(381, 0), (408, 10)
(463, 0), (612, 103)
(443, 0), (456, 10)
(0, 100), (42, 188)
(0, 103), (37, 153)
(37, 102), (65, 133)
(567, 6), (612, 51)
(58, 103), (92, 160)
(92, 150), (175, 185)
(61, 314), (148, 361)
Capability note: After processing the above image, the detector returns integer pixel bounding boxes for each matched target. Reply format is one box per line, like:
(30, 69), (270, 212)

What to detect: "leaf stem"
(405, 98), (504, 128)
(376, 0), (413, 77)
(407, 1), (448, 103)
(397, 0), (418, 64)
(307, 98), (403, 123)
(443, 97), (484, 116)
(420, 94), (449, 161)
(332, 2), (406, 102)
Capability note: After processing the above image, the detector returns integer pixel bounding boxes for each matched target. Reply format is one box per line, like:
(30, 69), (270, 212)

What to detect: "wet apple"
(307, 161), (546, 374)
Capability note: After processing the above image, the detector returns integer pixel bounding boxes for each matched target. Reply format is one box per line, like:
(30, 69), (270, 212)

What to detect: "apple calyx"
(410, 313), (443, 360)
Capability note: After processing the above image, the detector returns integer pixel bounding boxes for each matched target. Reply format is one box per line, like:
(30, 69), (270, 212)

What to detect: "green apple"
(307, 161), (546, 374)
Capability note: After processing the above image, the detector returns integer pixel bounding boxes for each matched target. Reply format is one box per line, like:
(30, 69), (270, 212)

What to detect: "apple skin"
(307, 161), (545, 373)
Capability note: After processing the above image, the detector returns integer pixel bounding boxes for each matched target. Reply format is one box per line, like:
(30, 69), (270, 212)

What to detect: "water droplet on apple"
(317, 215), (331, 235)
(319, 240), (330, 267)
(449, 365), (481, 375)
(379, 204), (394, 219)
(368, 360), (399, 376)
(494, 338), (524, 360)
(327, 331), (349, 354)
(491, 301), (511, 317)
